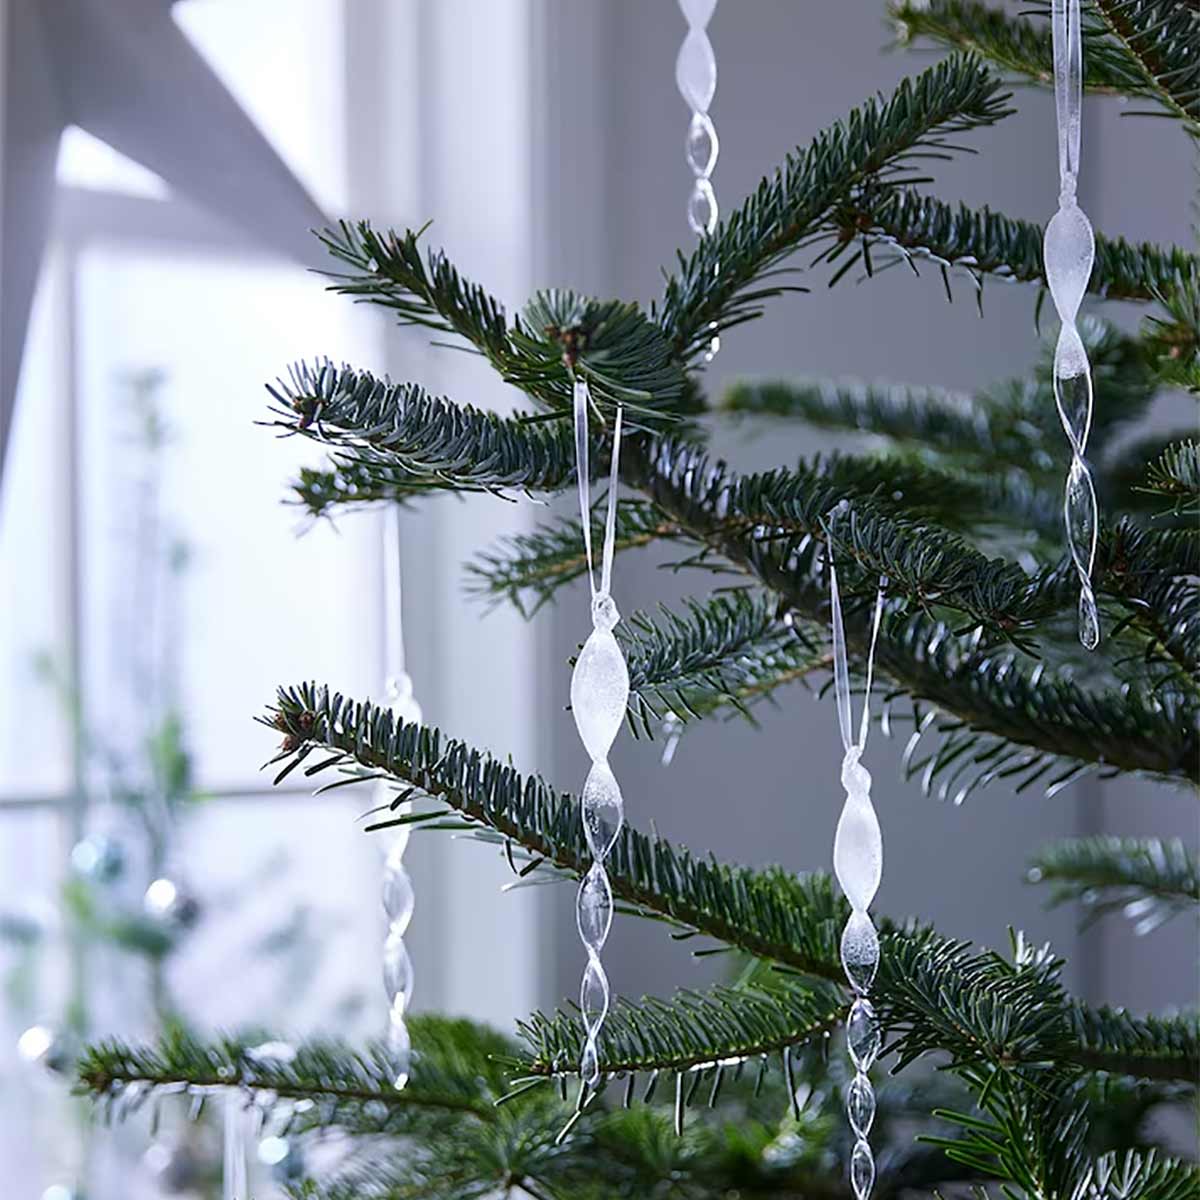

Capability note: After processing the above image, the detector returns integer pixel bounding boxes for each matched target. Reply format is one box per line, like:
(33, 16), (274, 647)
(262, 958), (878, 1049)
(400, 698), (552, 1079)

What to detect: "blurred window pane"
(170, 794), (380, 1034)
(76, 247), (377, 791)
(0, 809), (71, 1196)
(0, 252), (72, 796)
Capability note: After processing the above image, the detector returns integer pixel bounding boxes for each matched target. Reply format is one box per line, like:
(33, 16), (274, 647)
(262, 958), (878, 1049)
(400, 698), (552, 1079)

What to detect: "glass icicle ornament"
(570, 378), (629, 1088)
(676, 0), (721, 360)
(1045, 0), (1099, 649)
(223, 1092), (247, 1200)
(676, 0), (717, 236)
(383, 819), (416, 1089)
(377, 501), (423, 1090)
(827, 526), (887, 1200)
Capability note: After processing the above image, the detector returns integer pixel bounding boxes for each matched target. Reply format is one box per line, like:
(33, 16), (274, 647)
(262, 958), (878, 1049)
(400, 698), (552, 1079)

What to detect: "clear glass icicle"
(828, 536), (887, 1200)
(378, 501), (423, 1090)
(570, 379), (629, 1088)
(676, 0), (718, 237)
(223, 1091), (248, 1200)
(676, 0), (721, 360)
(1045, 0), (1099, 649)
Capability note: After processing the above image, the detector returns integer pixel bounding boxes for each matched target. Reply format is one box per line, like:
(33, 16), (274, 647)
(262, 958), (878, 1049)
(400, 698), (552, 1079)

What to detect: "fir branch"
(886, 517), (1200, 779)
(318, 222), (686, 421)
(893, 0), (1200, 136)
(1092, 0), (1200, 133)
(651, 443), (1045, 633)
(264, 685), (1199, 1086)
(829, 504), (1053, 631)
(299, 1101), (581, 1200)
(811, 447), (1060, 538)
(1075, 1151), (1200, 1200)
(265, 362), (580, 514)
(881, 929), (1199, 1085)
(1101, 431), (1200, 520)
(720, 319), (1157, 469)
(77, 1018), (499, 1123)
(639, 451), (1059, 635)
(1101, 521), (1200, 691)
(1029, 836), (1200, 933)
(571, 1105), (860, 1200)
(881, 589), (1198, 805)
(514, 976), (844, 1079)
(467, 501), (686, 616)
(318, 220), (509, 351)
(619, 591), (830, 736)
(934, 1087), (1199, 1200)
(475, 452), (1063, 627)
(265, 681), (848, 978)
(636, 448), (1044, 624)
(1068, 1003), (1200, 1086)
(304, 1087), (975, 1200)
(1144, 275), (1200, 392)
(1140, 440), (1200, 515)
(880, 928), (1074, 1075)
(290, 459), (421, 516)
(576, 1099), (986, 1200)
(656, 55), (1013, 360)
(722, 375), (1037, 464)
(623, 435), (1200, 781)
(517, 290), (691, 418)
(826, 186), (1200, 306)
(890, 0), (1152, 96)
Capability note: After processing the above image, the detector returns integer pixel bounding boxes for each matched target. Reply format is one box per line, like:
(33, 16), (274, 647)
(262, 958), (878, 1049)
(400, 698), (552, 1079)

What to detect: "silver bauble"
(143, 876), (202, 931)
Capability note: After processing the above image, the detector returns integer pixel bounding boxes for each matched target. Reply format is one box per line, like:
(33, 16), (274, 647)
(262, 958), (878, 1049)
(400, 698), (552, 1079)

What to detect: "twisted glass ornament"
(829, 544), (887, 1200)
(676, 0), (718, 237)
(223, 1092), (247, 1200)
(378, 502), (423, 1090)
(676, 0), (721, 360)
(1045, 0), (1099, 649)
(570, 379), (629, 1087)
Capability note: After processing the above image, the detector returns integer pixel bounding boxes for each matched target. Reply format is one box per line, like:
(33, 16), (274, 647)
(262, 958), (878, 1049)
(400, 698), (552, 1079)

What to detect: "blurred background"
(0, 1), (1194, 1196)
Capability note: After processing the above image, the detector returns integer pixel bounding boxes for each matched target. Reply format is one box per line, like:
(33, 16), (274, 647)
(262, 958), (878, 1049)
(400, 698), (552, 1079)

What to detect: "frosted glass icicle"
(828, 541), (887, 1200)
(223, 1091), (247, 1200)
(571, 379), (629, 1087)
(1045, 0), (1100, 648)
(676, 0), (721, 360)
(377, 502), (423, 1090)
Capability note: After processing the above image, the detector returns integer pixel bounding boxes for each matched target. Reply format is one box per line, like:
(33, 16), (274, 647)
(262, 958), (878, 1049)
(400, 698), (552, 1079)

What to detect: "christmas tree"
(78, 3), (1197, 1197)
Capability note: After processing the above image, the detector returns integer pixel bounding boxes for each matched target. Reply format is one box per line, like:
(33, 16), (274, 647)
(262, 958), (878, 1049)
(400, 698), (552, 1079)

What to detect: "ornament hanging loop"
(1051, 0), (1082, 194)
(572, 378), (625, 607)
(826, 502), (886, 757)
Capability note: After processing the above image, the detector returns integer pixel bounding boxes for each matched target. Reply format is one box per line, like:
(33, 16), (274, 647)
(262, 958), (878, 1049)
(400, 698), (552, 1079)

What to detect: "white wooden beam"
(0, 0), (328, 478)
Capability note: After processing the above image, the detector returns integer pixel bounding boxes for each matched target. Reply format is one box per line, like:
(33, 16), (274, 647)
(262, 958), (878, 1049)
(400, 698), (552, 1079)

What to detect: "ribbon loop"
(829, 556), (854, 754)
(573, 379), (596, 596)
(572, 378), (624, 600)
(827, 504), (887, 756)
(1052, 0), (1082, 195)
